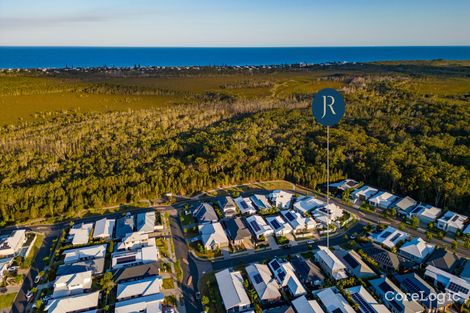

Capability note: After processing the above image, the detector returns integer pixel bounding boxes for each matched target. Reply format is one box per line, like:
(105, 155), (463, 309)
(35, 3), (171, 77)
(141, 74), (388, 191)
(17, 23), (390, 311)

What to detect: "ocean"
(0, 46), (469, 69)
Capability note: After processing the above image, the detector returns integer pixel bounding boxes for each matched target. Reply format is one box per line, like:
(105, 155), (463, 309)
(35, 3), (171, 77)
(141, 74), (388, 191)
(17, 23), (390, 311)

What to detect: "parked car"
(34, 275), (42, 284)
(26, 290), (34, 301)
(195, 292), (201, 300)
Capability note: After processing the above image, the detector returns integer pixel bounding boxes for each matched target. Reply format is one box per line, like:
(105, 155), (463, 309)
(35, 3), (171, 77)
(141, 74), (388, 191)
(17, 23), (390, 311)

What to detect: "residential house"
(224, 217), (252, 246)
(436, 211), (467, 234)
(52, 270), (92, 299)
(0, 229), (26, 257)
(218, 196), (238, 218)
(280, 210), (316, 234)
(330, 179), (360, 193)
(199, 222), (230, 251)
(114, 262), (159, 283)
(68, 223), (93, 246)
(269, 190), (294, 210)
(0, 257), (12, 282)
(251, 194), (273, 211)
(266, 215), (293, 236)
(460, 260), (470, 284)
(246, 215), (274, 240)
(293, 196), (325, 216)
(234, 196), (257, 215)
(263, 305), (295, 313)
(463, 224), (470, 236)
(311, 203), (344, 226)
(136, 211), (156, 233)
(290, 255), (325, 287)
(246, 263), (281, 304)
(116, 232), (151, 251)
(215, 269), (251, 313)
(394, 196), (418, 217)
(424, 265), (470, 304)
(314, 246), (348, 280)
(268, 258), (306, 297)
(291, 295), (325, 313)
(57, 258), (104, 276)
(315, 287), (356, 313)
(369, 276), (424, 313)
(367, 192), (400, 210)
(350, 185), (379, 203)
(116, 276), (162, 301)
(398, 238), (435, 263)
(93, 218), (115, 240)
(408, 204), (442, 226)
(362, 244), (404, 272)
(346, 285), (391, 313)
(370, 226), (408, 249)
(426, 248), (460, 273)
(63, 244), (107, 264)
(336, 250), (376, 279)
(395, 272), (452, 311)
(193, 203), (219, 224)
(116, 213), (135, 239)
(45, 291), (100, 313)
(115, 293), (164, 313)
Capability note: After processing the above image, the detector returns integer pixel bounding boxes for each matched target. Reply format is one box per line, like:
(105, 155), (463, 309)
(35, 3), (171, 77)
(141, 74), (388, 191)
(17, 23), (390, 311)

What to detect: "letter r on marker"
(322, 95), (336, 118)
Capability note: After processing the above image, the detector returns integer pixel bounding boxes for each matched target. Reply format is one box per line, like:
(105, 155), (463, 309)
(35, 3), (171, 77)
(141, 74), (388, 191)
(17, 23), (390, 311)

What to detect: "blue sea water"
(0, 46), (469, 69)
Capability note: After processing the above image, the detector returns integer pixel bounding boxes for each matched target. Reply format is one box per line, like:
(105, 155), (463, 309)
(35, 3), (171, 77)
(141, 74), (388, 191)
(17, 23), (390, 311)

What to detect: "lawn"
(162, 278), (175, 290)
(199, 272), (225, 313)
(0, 293), (16, 311)
(155, 238), (169, 258)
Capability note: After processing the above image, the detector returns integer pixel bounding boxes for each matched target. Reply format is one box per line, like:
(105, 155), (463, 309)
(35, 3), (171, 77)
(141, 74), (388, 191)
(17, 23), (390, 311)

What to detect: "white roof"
(316, 287), (356, 313)
(292, 296), (324, 313)
(246, 215), (273, 237)
(0, 229), (26, 256)
(312, 203), (344, 223)
(115, 293), (164, 313)
(234, 196), (257, 214)
(368, 191), (399, 208)
(116, 232), (150, 251)
(351, 185), (378, 200)
(315, 246), (348, 280)
(394, 196), (418, 211)
(117, 276), (162, 300)
(111, 245), (159, 269)
(370, 226), (409, 248)
(414, 204), (442, 220)
(266, 215), (293, 234)
(268, 259), (306, 297)
(250, 194), (272, 209)
(347, 285), (391, 313)
(246, 263), (281, 301)
(424, 265), (470, 302)
(199, 222), (229, 248)
(69, 224), (93, 246)
(437, 211), (467, 230)
(53, 270), (92, 298)
(136, 212), (156, 233)
(93, 218), (115, 239)
(269, 190), (293, 209)
(45, 291), (100, 313)
(293, 196), (325, 215)
(280, 210), (316, 230)
(215, 269), (251, 311)
(63, 244), (107, 264)
(399, 238), (435, 260)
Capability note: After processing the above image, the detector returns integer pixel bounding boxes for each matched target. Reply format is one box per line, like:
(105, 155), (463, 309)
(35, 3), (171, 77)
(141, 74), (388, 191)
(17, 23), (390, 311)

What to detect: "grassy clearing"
(0, 292), (16, 310)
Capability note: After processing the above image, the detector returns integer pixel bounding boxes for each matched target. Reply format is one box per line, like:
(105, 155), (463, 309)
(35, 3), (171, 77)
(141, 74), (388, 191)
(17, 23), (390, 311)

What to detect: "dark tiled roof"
(116, 215), (135, 238)
(113, 262), (159, 283)
(290, 256), (325, 281)
(363, 245), (401, 270)
(224, 217), (251, 241)
(426, 248), (460, 272)
(57, 258), (105, 276)
(193, 203), (218, 223)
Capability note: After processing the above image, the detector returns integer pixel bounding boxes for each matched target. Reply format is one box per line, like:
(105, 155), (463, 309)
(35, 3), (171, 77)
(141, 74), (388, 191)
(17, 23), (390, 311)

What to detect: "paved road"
(11, 225), (61, 313)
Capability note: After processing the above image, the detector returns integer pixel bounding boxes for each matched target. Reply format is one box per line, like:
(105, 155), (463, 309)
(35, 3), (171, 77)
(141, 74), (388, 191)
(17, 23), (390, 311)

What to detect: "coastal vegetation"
(0, 61), (468, 224)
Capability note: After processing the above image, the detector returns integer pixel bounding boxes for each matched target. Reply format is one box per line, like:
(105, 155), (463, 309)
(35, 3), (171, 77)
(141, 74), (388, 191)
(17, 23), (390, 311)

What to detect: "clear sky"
(0, 0), (469, 47)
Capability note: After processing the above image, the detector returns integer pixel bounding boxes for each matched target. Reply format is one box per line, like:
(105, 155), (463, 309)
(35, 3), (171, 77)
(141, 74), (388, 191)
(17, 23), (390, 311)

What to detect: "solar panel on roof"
(380, 231), (392, 238)
(270, 219), (281, 230)
(253, 273), (263, 284)
(390, 233), (402, 242)
(343, 253), (360, 269)
(379, 281), (395, 294)
(271, 260), (280, 271)
(448, 282), (469, 294)
(240, 201), (249, 209)
(278, 271), (286, 282)
(285, 212), (295, 222)
(250, 221), (261, 232)
(451, 215), (460, 222)
(352, 293), (375, 313)
(390, 300), (403, 311)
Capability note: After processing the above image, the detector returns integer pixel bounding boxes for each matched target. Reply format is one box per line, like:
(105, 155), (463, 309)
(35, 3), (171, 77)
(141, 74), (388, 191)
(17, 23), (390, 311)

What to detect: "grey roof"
(193, 203), (218, 223)
(136, 211), (155, 233)
(363, 244), (401, 271)
(116, 215), (135, 238)
(57, 258), (105, 276)
(263, 305), (295, 313)
(395, 196), (418, 213)
(394, 272), (449, 309)
(426, 248), (460, 272)
(290, 255), (325, 282)
(224, 218), (251, 241)
(114, 262), (160, 283)
(460, 260), (470, 282)
(340, 250), (376, 278)
(219, 196), (236, 210)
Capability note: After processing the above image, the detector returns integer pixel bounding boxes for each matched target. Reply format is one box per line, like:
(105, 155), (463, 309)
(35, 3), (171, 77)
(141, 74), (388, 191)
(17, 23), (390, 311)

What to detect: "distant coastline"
(0, 46), (470, 69)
